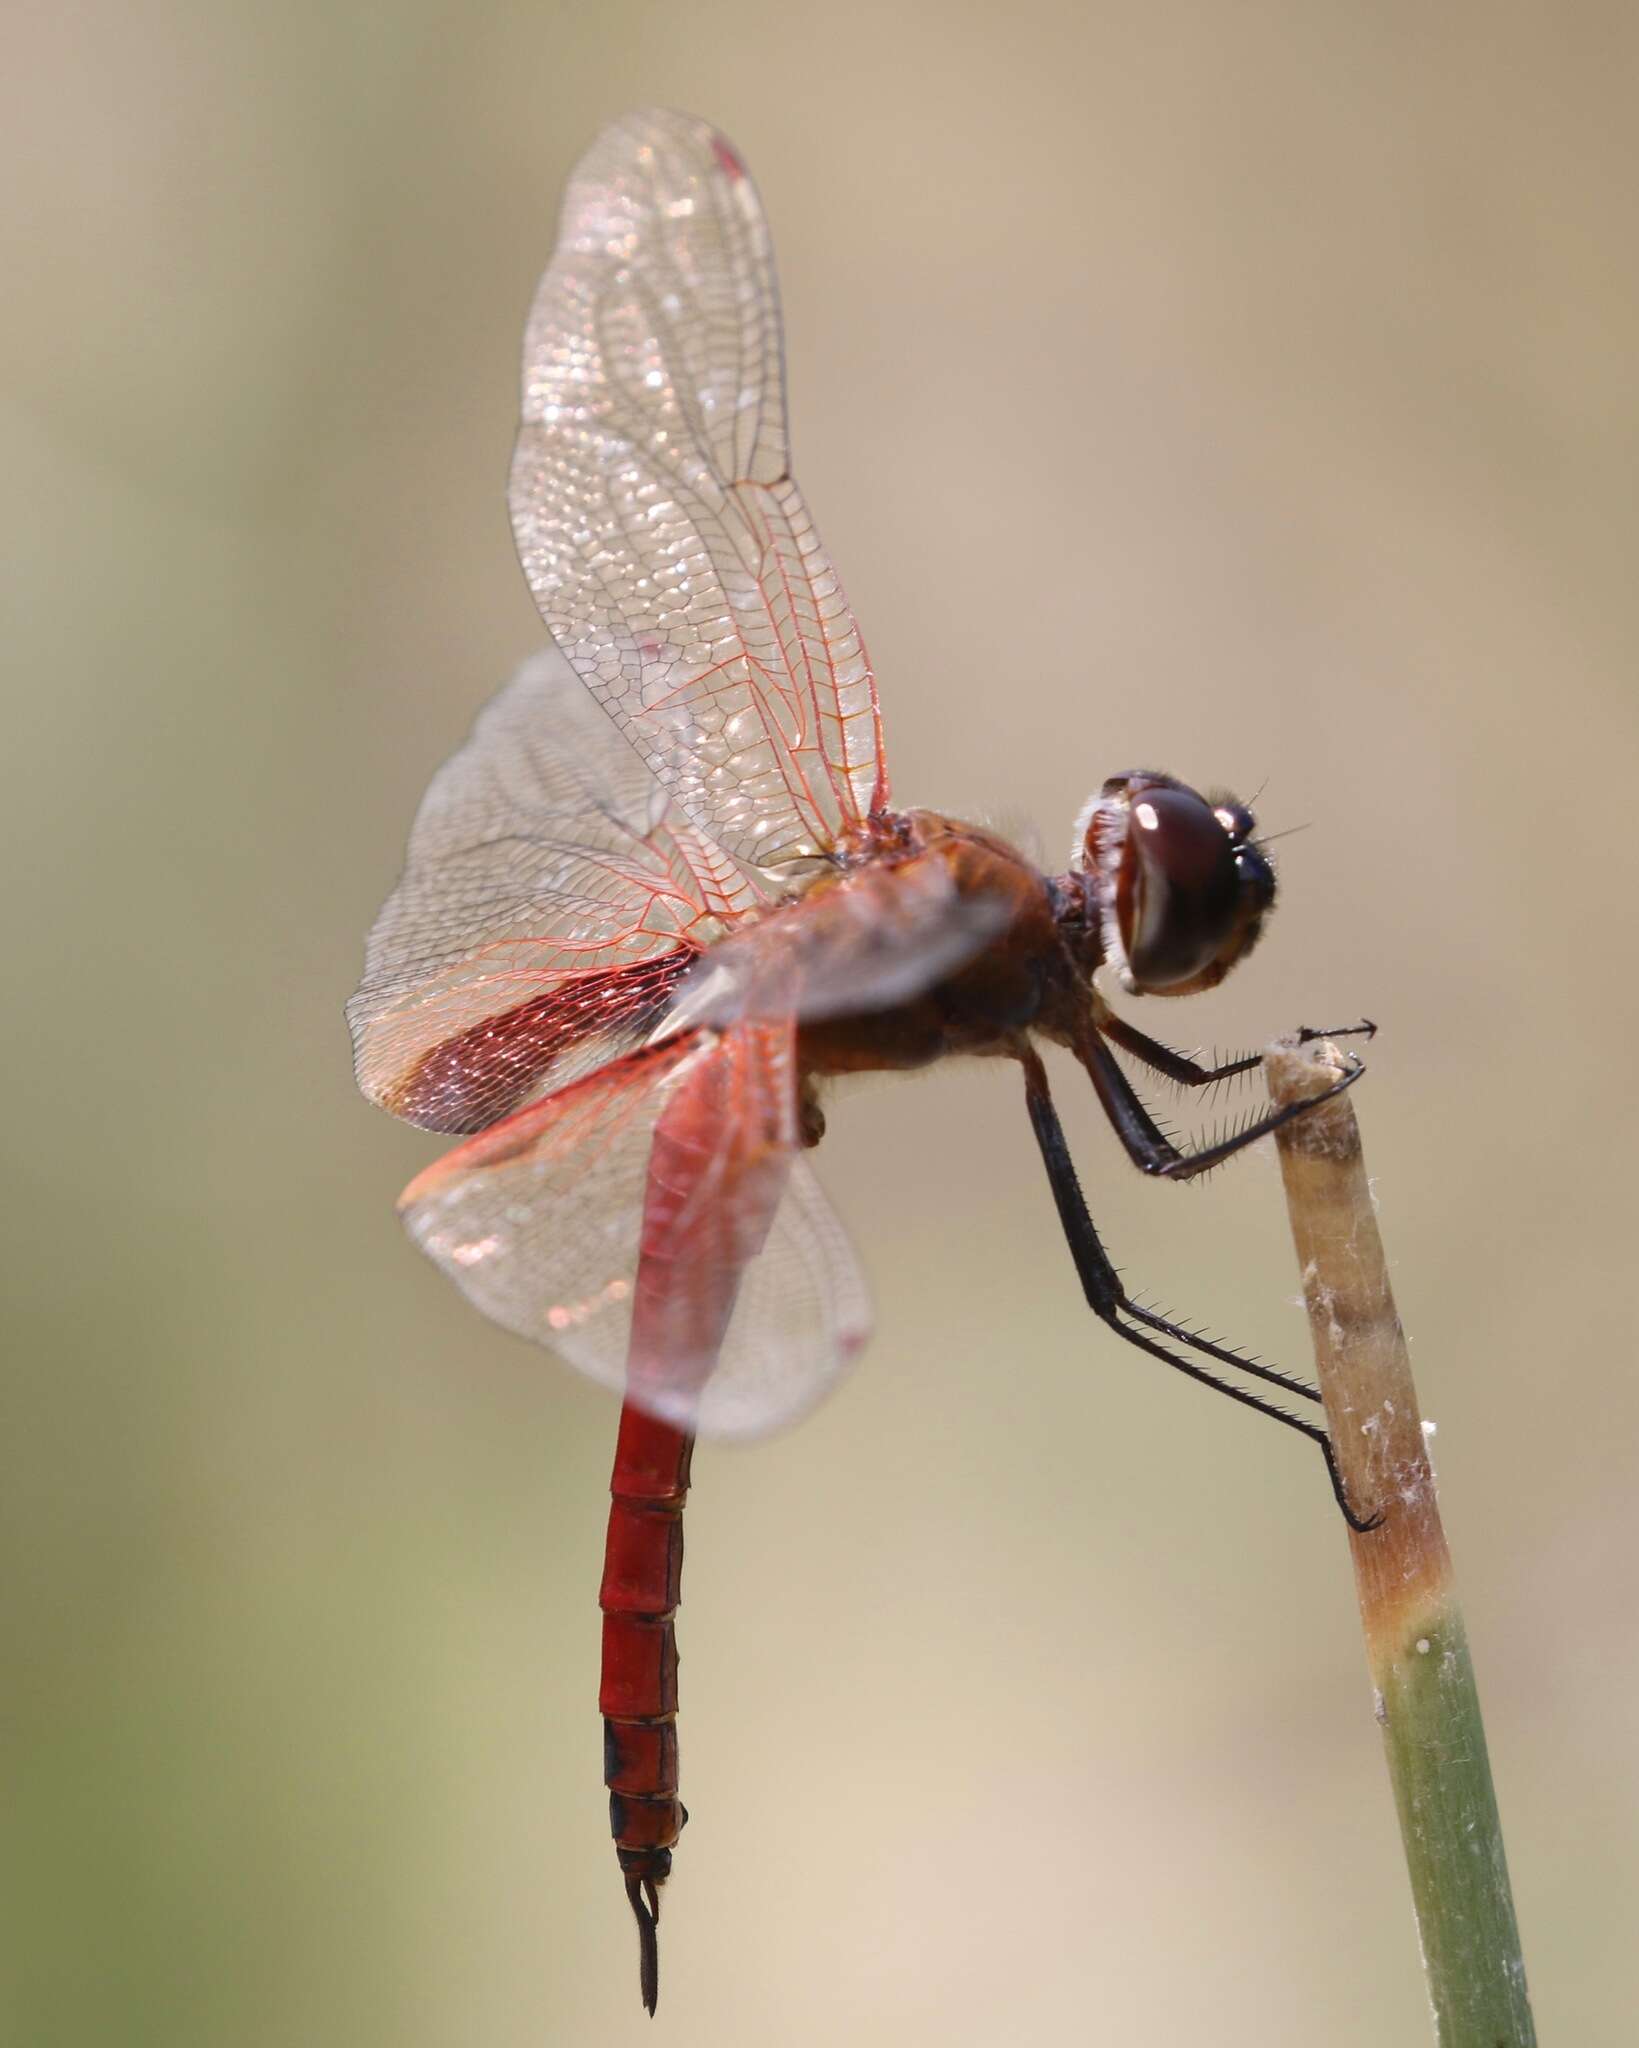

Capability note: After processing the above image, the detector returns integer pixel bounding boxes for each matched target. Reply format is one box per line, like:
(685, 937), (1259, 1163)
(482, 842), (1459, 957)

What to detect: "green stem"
(1377, 1598), (1532, 2040)
(1264, 1039), (1535, 2048)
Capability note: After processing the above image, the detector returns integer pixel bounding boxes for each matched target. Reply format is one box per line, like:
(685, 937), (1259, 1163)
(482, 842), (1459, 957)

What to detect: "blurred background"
(6, 3), (1637, 2042)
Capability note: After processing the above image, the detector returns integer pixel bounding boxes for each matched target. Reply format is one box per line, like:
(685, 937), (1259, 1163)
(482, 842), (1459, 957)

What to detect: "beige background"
(6, 3), (1637, 2042)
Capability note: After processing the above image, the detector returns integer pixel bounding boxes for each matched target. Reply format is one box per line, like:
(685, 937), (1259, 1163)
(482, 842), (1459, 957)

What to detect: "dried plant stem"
(1264, 1039), (1535, 2048)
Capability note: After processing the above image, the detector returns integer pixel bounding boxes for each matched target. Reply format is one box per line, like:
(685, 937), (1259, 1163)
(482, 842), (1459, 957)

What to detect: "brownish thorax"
(798, 808), (1088, 1078)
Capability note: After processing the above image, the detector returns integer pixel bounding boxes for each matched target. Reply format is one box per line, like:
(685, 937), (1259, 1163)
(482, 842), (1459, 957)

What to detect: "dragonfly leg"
(1019, 1044), (1381, 1532)
(1096, 1005), (1377, 1089)
(798, 1076), (827, 1149)
(1074, 1020), (1365, 1183)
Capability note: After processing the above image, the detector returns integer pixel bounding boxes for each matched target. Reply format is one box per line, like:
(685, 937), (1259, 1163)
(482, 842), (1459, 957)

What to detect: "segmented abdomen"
(601, 1402), (692, 1890)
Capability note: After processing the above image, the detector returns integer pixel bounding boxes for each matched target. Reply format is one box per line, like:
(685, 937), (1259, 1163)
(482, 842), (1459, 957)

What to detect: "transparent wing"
(662, 850), (1011, 1036)
(509, 107), (888, 872)
(399, 1021), (869, 1438)
(348, 645), (767, 1133)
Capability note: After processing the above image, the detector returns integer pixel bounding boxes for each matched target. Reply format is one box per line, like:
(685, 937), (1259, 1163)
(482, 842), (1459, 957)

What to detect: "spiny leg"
(1020, 1044), (1318, 1405)
(1095, 1005), (1376, 1090)
(1018, 1045), (1380, 1532)
(1076, 1020), (1365, 1182)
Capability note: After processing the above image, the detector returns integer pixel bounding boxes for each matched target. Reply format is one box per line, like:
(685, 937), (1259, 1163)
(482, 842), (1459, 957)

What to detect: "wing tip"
(581, 107), (755, 204)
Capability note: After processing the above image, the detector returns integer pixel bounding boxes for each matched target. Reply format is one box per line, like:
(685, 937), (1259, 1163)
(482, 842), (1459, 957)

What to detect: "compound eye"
(1122, 785), (1242, 991)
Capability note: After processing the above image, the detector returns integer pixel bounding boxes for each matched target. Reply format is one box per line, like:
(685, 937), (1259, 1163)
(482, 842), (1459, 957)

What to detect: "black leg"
(1018, 1045), (1381, 1532)
(1097, 1007), (1377, 1089)
(1076, 1021), (1365, 1182)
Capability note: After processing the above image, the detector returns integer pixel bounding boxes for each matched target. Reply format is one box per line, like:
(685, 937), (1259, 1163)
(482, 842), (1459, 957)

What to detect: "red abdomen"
(595, 1017), (796, 2014)
(601, 1403), (691, 1892)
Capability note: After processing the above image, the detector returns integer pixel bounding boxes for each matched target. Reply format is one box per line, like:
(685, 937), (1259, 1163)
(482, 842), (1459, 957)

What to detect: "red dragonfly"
(349, 108), (1372, 2015)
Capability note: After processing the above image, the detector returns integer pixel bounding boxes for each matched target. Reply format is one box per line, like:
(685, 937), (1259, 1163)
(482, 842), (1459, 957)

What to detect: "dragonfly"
(348, 107), (1374, 2016)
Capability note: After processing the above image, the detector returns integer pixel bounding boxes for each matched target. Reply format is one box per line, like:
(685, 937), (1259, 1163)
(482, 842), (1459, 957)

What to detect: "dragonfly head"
(1069, 772), (1275, 997)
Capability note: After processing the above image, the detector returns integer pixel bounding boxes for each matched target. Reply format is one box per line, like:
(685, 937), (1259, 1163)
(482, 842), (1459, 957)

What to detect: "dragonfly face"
(350, 106), (1368, 2017)
(1072, 770), (1277, 998)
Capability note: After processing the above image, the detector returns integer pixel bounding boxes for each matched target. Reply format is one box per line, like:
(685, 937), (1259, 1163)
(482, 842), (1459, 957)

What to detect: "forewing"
(400, 1023), (868, 1437)
(509, 107), (888, 871)
(348, 645), (766, 1133)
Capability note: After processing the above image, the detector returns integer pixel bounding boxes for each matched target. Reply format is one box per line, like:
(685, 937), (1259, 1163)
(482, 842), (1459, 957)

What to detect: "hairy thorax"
(797, 809), (1072, 1079)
